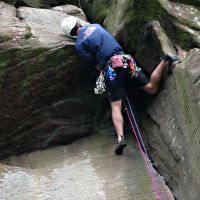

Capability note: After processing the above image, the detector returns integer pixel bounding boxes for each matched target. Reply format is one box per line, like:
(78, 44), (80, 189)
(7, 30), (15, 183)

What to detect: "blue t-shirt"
(75, 24), (123, 69)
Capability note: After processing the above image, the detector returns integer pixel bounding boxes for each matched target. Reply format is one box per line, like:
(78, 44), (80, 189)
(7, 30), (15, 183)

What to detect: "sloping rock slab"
(0, 2), (100, 159)
(141, 48), (200, 200)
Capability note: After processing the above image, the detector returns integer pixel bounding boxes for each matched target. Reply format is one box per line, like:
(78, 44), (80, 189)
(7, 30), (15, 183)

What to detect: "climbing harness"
(105, 54), (141, 81)
(123, 90), (162, 200)
(94, 72), (106, 94)
(94, 54), (141, 94)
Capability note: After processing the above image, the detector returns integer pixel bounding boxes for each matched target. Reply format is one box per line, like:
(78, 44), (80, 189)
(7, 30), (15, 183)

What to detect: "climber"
(61, 16), (181, 155)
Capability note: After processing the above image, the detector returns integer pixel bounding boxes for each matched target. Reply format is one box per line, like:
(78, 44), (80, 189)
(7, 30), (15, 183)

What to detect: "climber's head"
(61, 16), (80, 38)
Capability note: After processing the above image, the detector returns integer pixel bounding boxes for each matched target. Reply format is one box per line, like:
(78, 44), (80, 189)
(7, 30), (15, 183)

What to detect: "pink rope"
(124, 107), (162, 200)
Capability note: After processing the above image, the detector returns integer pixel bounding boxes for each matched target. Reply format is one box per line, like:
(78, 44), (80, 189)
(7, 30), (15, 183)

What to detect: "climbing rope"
(123, 90), (162, 200)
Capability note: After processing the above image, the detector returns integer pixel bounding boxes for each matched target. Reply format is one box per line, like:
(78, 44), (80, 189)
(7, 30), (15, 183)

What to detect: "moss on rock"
(22, 0), (42, 7)
(81, 0), (109, 24)
(170, 0), (200, 7)
(20, 46), (75, 95)
(0, 48), (17, 73)
(1, 0), (17, 5)
(25, 27), (33, 39)
(174, 49), (200, 196)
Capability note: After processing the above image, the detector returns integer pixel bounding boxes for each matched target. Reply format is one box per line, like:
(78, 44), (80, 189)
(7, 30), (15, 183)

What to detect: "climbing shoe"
(115, 138), (127, 155)
(162, 53), (181, 75)
(163, 53), (181, 65)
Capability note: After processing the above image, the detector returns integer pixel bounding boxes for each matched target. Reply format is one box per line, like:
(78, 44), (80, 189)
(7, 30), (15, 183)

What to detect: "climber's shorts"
(105, 70), (149, 102)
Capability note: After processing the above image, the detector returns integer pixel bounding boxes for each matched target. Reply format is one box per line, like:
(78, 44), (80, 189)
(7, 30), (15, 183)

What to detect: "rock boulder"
(0, 1), (103, 158)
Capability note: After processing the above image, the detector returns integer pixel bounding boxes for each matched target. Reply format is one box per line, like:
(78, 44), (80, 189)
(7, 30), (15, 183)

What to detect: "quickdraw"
(94, 72), (106, 94)
(121, 54), (141, 77)
(108, 54), (141, 77)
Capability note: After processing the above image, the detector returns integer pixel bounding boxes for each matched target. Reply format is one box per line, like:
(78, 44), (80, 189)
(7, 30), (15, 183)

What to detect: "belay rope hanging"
(123, 90), (162, 200)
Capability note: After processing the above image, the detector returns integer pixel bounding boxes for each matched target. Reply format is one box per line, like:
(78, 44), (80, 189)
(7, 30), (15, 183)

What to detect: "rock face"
(141, 49), (200, 200)
(84, 0), (200, 59)
(2, 0), (79, 7)
(0, 1), (200, 200)
(80, 0), (200, 199)
(170, 0), (200, 7)
(0, 1), (104, 158)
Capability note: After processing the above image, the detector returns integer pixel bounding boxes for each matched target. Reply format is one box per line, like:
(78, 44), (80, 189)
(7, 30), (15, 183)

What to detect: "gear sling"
(94, 54), (141, 94)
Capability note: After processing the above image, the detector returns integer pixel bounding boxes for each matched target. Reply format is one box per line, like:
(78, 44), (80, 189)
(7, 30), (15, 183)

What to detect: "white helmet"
(61, 16), (78, 38)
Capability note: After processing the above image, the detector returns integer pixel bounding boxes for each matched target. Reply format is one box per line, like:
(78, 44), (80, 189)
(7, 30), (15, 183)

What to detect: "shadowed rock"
(0, 2), (100, 158)
(82, 0), (200, 53)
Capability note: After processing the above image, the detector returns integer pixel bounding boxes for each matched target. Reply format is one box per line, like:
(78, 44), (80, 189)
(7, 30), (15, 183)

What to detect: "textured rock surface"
(82, 0), (200, 69)
(80, 0), (200, 199)
(2, 0), (79, 7)
(0, 134), (174, 200)
(170, 0), (200, 7)
(0, 1), (200, 200)
(0, 2), (103, 158)
(141, 49), (200, 200)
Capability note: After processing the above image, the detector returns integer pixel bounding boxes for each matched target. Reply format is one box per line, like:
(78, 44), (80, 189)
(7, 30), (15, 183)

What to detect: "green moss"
(0, 46), (48, 75)
(20, 46), (75, 95)
(24, 24), (33, 40)
(0, 34), (12, 43)
(15, 47), (47, 63)
(0, 48), (17, 73)
(174, 53), (200, 193)
(174, 61), (199, 144)
(174, 29), (193, 50)
(0, 61), (8, 73)
(133, 0), (198, 50)
(170, 0), (200, 7)
(111, 0), (170, 51)
(23, 0), (41, 7)
(175, 68), (192, 126)
(132, 0), (168, 21)
(2, 0), (17, 5)
(25, 31), (33, 39)
(91, 0), (109, 23)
